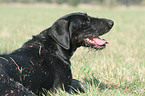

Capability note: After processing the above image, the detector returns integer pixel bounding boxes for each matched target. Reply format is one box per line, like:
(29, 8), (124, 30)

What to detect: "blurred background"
(0, 0), (145, 7)
(0, 0), (145, 96)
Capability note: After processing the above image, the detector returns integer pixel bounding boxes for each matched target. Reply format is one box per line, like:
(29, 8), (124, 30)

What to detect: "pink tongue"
(92, 38), (109, 45)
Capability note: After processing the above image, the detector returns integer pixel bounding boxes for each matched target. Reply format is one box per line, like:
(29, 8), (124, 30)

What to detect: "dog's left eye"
(83, 18), (90, 24)
(82, 18), (90, 28)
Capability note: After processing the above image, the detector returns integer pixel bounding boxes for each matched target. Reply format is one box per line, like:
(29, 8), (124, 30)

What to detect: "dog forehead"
(60, 12), (87, 19)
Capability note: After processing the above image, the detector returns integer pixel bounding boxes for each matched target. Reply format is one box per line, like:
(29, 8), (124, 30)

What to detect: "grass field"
(0, 5), (145, 96)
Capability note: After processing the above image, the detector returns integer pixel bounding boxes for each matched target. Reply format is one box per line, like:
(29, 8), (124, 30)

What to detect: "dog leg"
(71, 79), (87, 93)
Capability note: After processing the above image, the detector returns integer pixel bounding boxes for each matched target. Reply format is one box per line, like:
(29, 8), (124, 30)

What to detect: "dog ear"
(49, 19), (70, 50)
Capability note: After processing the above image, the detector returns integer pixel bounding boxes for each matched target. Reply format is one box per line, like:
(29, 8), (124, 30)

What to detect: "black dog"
(0, 13), (114, 95)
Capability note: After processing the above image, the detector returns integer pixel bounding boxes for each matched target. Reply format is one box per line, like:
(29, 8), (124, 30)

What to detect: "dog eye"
(82, 18), (90, 28)
(83, 18), (90, 24)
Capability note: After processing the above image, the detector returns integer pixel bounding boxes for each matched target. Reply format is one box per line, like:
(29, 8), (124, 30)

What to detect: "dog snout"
(107, 20), (114, 28)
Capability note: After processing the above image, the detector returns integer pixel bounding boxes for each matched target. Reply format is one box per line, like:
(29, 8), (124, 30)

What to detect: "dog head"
(49, 12), (114, 50)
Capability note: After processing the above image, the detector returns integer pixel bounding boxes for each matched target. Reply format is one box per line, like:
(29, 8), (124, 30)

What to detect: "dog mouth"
(83, 37), (109, 49)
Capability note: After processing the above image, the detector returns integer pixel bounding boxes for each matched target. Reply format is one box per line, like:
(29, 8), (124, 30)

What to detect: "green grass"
(0, 5), (145, 96)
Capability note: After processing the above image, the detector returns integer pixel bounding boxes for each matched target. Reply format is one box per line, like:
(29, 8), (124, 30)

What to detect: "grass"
(0, 5), (145, 96)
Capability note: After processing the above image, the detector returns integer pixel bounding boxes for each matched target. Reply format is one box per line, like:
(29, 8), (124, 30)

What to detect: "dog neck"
(31, 30), (77, 65)
(55, 44), (76, 64)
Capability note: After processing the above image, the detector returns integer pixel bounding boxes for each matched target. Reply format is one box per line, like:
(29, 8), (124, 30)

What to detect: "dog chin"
(92, 44), (106, 50)
(84, 44), (106, 50)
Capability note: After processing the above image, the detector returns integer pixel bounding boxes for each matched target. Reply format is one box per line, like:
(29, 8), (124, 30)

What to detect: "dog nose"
(108, 20), (114, 28)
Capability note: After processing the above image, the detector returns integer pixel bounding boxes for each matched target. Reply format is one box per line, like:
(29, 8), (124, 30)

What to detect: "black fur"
(0, 12), (114, 95)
